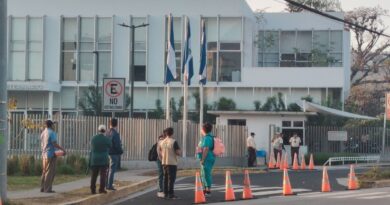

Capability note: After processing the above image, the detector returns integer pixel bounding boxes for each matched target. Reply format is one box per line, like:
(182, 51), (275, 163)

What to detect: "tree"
(78, 86), (130, 116)
(149, 99), (164, 119)
(346, 7), (390, 86)
(214, 97), (236, 111)
(286, 0), (342, 12)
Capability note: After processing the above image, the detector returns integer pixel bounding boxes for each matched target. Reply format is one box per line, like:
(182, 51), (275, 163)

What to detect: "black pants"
(274, 149), (282, 162)
(291, 147), (300, 165)
(163, 165), (177, 197)
(247, 147), (256, 167)
(90, 166), (108, 193)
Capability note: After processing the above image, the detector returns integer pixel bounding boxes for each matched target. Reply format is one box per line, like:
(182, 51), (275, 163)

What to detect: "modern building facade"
(7, 0), (350, 119)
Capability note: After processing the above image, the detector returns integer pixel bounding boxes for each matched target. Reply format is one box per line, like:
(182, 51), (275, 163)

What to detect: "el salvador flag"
(199, 19), (207, 85)
(182, 16), (194, 85)
(165, 14), (176, 84)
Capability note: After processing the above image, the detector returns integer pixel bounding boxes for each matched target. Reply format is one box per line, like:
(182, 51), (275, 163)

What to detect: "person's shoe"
(45, 190), (56, 193)
(91, 190), (96, 195)
(204, 191), (211, 197)
(40, 188), (44, 193)
(157, 192), (165, 198)
(167, 195), (179, 200)
(99, 190), (107, 194)
(106, 187), (116, 191)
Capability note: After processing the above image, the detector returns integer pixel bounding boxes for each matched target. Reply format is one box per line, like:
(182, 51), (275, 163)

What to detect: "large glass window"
(9, 17), (43, 81)
(258, 30), (343, 67)
(61, 16), (112, 82)
(132, 17), (147, 82)
(205, 17), (217, 82)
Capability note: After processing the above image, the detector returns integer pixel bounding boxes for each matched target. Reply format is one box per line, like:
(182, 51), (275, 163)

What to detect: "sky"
(246, 0), (390, 28)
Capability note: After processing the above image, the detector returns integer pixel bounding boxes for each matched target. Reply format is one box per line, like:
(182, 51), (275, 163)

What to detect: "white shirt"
(289, 136), (301, 148)
(247, 136), (256, 149)
(272, 137), (284, 150)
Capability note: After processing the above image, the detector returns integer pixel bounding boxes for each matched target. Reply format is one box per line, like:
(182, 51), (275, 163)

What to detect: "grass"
(7, 175), (87, 191)
(359, 166), (390, 181)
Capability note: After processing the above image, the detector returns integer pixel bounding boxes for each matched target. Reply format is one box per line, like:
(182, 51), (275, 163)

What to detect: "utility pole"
(0, 0), (8, 203)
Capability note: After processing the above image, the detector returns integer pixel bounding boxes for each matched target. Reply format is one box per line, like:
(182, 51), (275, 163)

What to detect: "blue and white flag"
(165, 14), (176, 84)
(182, 16), (194, 85)
(199, 19), (207, 85)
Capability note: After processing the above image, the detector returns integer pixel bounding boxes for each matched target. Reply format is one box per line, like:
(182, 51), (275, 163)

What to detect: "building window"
(258, 30), (343, 67)
(205, 17), (217, 82)
(9, 16), (44, 81)
(61, 16), (112, 82)
(131, 17), (148, 82)
(227, 119), (246, 126)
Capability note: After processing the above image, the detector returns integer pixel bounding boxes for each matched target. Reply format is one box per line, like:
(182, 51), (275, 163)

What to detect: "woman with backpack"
(197, 123), (215, 197)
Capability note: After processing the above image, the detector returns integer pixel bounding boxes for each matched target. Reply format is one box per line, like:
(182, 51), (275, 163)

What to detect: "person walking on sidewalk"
(90, 125), (112, 194)
(272, 133), (284, 161)
(247, 132), (257, 167)
(289, 132), (301, 165)
(40, 120), (66, 193)
(107, 118), (123, 191)
(197, 123), (215, 197)
(158, 127), (181, 199)
(156, 134), (166, 198)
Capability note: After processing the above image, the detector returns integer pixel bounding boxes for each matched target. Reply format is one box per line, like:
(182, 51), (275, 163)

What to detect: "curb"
(62, 177), (157, 205)
(360, 179), (390, 188)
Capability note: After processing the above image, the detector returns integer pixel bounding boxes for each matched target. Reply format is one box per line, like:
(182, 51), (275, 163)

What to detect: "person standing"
(40, 120), (66, 193)
(272, 133), (284, 161)
(90, 125), (112, 194)
(246, 132), (257, 167)
(156, 134), (166, 198)
(107, 118), (123, 191)
(158, 127), (181, 199)
(197, 123), (215, 197)
(289, 133), (301, 165)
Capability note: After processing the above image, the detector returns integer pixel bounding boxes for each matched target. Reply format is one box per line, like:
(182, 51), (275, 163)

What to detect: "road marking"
(332, 192), (387, 199)
(301, 190), (363, 198)
(360, 194), (390, 199)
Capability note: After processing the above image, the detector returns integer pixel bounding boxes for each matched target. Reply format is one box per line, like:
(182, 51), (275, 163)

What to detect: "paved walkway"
(8, 169), (155, 199)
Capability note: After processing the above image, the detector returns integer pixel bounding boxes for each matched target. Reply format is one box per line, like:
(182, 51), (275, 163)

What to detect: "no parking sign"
(103, 78), (125, 111)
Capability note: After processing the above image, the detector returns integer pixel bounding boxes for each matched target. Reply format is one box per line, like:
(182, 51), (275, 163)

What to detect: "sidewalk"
(8, 169), (156, 200)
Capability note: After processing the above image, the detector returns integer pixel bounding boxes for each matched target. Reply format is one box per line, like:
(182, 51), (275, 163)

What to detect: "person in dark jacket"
(90, 125), (112, 194)
(107, 118), (123, 190)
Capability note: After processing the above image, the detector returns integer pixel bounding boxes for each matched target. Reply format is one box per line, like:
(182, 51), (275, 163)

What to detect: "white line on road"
(301, 190), (363, 198)
(360, 194), (390, 200)
(332, 192), (387, 199)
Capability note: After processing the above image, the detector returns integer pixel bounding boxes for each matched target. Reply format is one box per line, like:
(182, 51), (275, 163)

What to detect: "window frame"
(130, 15), (149, 83)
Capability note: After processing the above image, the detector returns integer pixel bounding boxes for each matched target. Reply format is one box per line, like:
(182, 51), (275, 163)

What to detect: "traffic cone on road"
(309, 154), (315, 170)
(225, 171), (236, 201)
(321, 166), (331, 192)
(292, 153), (299, 170)
(276, 152), (281, 169)
(282, 169), (294, 196)
(194, 172), (206, 204)
(300, 154), (307, 170)
(347, 165), (359, 190)
(283, 153), (289, 169)
(268, 151), (276, 169)
(242, 170), (254, 200)
(279, 153), (285, 170)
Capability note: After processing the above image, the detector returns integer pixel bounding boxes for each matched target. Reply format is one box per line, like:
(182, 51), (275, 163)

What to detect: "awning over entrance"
(302, 101), (378, 120)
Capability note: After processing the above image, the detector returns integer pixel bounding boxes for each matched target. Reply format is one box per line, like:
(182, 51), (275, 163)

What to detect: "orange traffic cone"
(284, 153), (289, 169)
(242, 170), (253, 200)
(268, 151), (276, 169)
(321, 166), (331, 192)
(300, 154), (307, 170)
(225, 171), (236, 201)
(194, 172), (206, 204)
(279, 153), (285, 170)
(309, 154), (315, 170)
(282, 169), (294, 196)
(347, 165), (359, 190)
(292, 153), (299, 170)
(276, 152), (281, 168)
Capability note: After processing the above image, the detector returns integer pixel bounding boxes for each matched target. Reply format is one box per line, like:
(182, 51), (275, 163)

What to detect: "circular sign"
(104, 80), (124, 98)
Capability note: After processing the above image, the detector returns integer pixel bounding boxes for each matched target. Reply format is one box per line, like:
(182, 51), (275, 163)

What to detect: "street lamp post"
(118, 22), (149, 118)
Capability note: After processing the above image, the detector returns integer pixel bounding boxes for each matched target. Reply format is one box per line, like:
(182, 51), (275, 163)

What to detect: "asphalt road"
(113, 168), (372, 205)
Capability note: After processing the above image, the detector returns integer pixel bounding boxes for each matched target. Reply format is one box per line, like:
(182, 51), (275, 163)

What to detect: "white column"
(48, 91), (53, 119)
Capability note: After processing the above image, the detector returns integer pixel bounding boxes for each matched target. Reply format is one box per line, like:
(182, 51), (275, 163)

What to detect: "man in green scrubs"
(197, 123), (215, 197)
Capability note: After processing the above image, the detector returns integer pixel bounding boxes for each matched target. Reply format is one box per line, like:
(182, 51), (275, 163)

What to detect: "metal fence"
(305, 126), (390, 158)
(7, 113), (247, 160)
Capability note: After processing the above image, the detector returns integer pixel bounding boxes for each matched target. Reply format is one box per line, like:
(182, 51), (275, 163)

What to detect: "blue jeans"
(107, 154), (120, 189)
(156, 159), (163, 192)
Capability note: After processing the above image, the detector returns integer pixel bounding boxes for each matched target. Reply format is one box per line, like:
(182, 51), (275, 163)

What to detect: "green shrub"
(19, 155), (32, 176)
(74, 157), (88, 174)
(7, 156), (20, 176)
(57, 164), (75, 175)
(66, 154), (77, 166)
(34, 160), (43, 176)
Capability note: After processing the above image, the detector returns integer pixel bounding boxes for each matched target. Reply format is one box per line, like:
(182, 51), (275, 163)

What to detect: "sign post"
(103, 78), (126, 112)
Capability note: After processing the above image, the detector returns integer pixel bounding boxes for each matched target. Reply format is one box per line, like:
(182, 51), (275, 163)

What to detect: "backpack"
(213, 137), (225, 157)
(148, 143), (158, 161)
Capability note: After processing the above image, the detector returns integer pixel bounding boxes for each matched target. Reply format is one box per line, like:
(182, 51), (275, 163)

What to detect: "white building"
(7, 0), (350, 119)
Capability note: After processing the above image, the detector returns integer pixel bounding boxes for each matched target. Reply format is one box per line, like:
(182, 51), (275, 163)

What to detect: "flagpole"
(166, 85), (170, 120)
(199, 85), (204, 124)
(182, 16), (189, 158)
